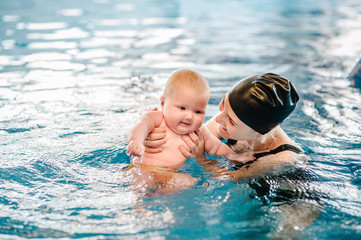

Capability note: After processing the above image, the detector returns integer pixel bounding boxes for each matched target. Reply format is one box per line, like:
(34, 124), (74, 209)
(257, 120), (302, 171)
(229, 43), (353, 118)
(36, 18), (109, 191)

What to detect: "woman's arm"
(231, 153), (300, 180)
(195, 155), (230, 178)
(199, 153), (299, 181)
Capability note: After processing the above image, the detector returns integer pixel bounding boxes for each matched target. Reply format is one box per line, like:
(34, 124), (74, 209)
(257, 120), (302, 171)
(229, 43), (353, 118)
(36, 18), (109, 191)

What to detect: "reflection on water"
(1, 0), (361, 239)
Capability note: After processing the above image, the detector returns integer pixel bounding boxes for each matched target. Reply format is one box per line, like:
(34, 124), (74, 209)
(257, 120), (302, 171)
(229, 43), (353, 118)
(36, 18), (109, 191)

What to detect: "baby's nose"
(185, 112), (193, 120)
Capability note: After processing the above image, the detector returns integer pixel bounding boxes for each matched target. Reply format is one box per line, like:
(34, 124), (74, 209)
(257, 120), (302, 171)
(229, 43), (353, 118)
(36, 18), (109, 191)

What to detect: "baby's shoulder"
(142, 110), (163, 126)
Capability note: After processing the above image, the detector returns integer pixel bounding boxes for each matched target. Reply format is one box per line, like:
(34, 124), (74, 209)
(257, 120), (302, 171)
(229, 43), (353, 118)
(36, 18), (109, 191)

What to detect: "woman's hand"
(179, 129), (205, 158)
(144, 127), (167, 153)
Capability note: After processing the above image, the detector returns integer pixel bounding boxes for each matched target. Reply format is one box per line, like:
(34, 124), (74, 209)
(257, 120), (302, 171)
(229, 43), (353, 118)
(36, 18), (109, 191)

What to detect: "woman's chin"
(217, 125), (229, 139)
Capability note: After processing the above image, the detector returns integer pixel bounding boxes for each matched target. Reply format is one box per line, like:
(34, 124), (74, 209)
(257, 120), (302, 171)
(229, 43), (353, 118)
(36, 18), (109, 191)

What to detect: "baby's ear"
(160, 96), (165, 107)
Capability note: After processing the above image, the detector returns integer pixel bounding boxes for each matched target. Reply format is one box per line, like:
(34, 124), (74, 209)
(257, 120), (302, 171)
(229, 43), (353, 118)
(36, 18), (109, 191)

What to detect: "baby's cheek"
(194, 117), (203, 126)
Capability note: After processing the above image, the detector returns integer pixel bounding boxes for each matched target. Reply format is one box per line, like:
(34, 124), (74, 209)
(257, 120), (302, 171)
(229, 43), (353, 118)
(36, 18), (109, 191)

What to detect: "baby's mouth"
(180, 121), (191, 126)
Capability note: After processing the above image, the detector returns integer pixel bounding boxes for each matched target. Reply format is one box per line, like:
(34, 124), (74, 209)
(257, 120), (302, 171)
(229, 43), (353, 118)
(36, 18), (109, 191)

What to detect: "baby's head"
(163, 69), (210, 99)
(161, 69), (210, 134)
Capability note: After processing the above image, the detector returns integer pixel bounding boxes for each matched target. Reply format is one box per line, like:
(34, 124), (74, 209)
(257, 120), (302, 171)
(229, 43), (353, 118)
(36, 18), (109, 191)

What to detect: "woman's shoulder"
(252, 141), (304, 167)
(270, 128), (303, 156)
(270, 144), (303, 159)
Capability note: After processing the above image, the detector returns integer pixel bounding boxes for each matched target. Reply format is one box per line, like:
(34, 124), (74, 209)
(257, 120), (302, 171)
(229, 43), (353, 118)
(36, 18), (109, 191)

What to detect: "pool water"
(1, 0), (361, 239)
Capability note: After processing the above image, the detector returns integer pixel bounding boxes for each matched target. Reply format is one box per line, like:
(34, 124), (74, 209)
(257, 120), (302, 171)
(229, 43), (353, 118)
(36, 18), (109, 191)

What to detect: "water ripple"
(1, 0), (361, 238)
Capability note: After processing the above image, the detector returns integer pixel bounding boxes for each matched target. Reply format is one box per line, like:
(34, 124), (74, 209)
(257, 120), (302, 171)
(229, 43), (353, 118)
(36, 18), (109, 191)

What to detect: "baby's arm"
(126, 111), (163, 157)
(201, 125), (234, 157)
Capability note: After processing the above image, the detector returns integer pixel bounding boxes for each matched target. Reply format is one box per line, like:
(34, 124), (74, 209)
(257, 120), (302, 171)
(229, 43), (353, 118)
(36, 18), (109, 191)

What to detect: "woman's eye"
(229, 118), (235, 126)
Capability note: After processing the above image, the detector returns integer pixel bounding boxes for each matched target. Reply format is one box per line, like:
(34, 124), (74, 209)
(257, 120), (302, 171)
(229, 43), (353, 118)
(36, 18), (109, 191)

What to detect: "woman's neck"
(246, 126), (286, 152)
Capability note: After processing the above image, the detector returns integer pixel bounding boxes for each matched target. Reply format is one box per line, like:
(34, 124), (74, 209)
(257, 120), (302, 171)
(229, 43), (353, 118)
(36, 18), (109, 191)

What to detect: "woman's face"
(215, 95), (259, 141)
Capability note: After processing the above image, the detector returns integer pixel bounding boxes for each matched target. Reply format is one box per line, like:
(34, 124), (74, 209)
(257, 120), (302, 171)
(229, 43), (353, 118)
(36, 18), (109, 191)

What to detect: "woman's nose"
(215, 111), (224, 124)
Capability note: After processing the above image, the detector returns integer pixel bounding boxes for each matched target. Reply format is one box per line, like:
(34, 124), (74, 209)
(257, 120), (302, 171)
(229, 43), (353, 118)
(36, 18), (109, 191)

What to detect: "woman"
(145, 74), (320, 236)
(145, 73), (304, 180)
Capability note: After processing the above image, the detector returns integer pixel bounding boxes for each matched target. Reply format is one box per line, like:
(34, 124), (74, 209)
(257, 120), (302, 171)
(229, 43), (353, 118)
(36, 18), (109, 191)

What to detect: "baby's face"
(162, 85), (209, 135)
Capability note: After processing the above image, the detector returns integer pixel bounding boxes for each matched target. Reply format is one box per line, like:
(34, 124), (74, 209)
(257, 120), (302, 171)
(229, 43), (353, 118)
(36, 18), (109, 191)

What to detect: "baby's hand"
(126, 140), (145, 157)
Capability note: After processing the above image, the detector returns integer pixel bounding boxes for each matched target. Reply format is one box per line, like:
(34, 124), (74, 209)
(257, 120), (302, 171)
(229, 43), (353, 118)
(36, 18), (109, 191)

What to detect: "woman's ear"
(160, 96), (165, 107)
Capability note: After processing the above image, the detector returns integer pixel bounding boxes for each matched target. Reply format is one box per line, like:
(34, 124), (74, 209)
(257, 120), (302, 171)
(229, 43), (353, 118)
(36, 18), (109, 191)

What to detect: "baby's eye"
(179, 106), (186, 110)
(195, 110), (202, 114)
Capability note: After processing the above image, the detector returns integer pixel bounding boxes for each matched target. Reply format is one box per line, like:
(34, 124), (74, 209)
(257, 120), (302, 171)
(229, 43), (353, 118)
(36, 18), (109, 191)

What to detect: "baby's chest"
(160, 122), (188, 151)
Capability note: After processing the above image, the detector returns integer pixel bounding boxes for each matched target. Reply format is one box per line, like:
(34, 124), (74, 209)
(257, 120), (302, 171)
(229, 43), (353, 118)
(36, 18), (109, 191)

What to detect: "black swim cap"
(228, 73), (299, 134)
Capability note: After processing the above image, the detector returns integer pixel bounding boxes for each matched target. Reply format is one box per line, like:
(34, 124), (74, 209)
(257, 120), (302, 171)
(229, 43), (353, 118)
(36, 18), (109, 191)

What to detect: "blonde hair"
(163, 69), (210, 98)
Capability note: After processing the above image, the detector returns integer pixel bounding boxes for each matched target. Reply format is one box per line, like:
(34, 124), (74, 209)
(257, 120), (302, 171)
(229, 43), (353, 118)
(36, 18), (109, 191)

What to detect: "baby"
(126, 69), (233, 170)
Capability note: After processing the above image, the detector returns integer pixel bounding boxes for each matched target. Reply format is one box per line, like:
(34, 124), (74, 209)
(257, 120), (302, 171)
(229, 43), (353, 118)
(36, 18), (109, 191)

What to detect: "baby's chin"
(171, 126), (197, 135)
(173, 129), (193, 135)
